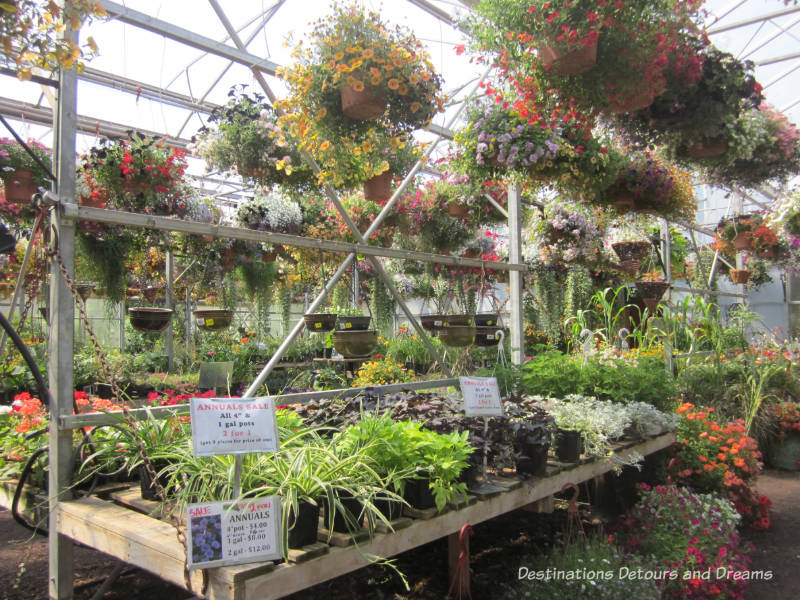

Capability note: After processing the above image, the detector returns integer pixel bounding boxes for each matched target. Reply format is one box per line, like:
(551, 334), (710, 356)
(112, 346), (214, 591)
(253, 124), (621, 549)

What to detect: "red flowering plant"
(80, 132), (191, 217)
(768, 402), (800, 439)
(673, 401), (771, 530)
(464, 0), (705, 122)
(612, 484), (752, 600)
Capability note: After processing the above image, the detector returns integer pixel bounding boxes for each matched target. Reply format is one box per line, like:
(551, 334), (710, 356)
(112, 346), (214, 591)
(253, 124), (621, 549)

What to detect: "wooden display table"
(54, 432), (676, 599)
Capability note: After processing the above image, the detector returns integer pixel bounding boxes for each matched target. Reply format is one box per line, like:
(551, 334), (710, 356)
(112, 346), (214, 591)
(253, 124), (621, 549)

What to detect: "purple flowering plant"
(455, 96), (560, 176)
(522, 197), (607, 268)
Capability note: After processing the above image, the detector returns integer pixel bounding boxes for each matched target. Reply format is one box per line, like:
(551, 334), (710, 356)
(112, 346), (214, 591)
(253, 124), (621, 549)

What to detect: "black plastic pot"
(137, 462), (171, 501)
(194, 309), (234, 331)
(128, 307), (173, 333)
(403, 476), (436, 510)
(287, 501), (320, 548)
(303, 313), (337, 332)
(373, 495), (404, 521)
(555, 429), (584, 463)
(474, 313), (500, 327)
(336, 315), (371, 331)
(515, 442), (549, 477)
(323, 495), (364, 533)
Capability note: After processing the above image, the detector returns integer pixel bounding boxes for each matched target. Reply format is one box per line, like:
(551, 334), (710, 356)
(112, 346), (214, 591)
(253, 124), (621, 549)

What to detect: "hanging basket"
(340, 84), (387, 120)
(303, 313), (338, 332)
(539, 36), (598, 77)
(363, 171), (392, 201)
(612, 241), (651, 275)
(128, 307), (173, 332)
(421, 314), (447, 332)
(609, 190), (637, 212)
(439, 324), (476, 347)
(635, 281), (669, 303)
(446, 202), (469, 218)
(474, 326), (505, 347)
(474, 313), (500, 327)
(0, 282), (11, 299)
(332, 330), (378, 357)
(337, 315), (372, 331)
(194, 309), (234, 331)
(729, 269), (751, 285)
(733, 232), (753, 251)
(2, 168), (38, 205)
(687, 139), (727, 159)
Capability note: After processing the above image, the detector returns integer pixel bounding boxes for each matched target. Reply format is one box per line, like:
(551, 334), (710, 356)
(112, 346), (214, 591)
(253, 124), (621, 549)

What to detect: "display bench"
(50, 432), (675, 600)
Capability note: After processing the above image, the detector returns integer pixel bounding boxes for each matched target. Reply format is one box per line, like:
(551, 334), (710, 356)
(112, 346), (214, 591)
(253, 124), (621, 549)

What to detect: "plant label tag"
(345, 322), (352, 328)
(205, 318), (214, 326)
(434, 320), (443, 327)
(186, 497), (281, 569)
(190, 397), (280, 457)
(460, 376), (504, 417)
(315, 322), (322, 329)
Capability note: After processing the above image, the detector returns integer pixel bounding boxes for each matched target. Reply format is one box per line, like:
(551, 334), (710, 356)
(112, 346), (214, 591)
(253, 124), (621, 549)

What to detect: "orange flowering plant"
(278, 2), (444, 138)
(673, 401), (771, 529)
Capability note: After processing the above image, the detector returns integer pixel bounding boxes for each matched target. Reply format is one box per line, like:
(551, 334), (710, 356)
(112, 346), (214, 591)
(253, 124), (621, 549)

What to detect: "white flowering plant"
(235, 190), (304, 235)
(624, 401), (679, 439)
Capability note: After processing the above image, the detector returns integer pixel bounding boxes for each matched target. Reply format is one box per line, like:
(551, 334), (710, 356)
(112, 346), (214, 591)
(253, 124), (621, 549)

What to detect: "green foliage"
(520, 351), (678, 412)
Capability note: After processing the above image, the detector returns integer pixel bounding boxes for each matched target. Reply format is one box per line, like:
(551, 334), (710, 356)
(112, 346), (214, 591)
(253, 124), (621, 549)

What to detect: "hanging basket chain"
(46, 227), (199, 594)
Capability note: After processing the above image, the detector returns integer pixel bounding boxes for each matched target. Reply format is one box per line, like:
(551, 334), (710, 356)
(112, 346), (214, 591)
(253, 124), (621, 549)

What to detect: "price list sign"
(459, 376), (504, 417)
(186, 497), (281, 569)
(190, 397), (280, 457)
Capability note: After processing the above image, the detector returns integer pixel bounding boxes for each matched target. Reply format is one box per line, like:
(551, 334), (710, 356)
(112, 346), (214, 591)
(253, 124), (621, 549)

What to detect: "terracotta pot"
(303, 313), (337, 332)
(729, 269), (751, 285)
(439, 324), (476, 347)
(539, 37), (598, 76)
(194, 309), (234, 331)
(686, 139), (727, 159)
(128, 307), (173, 332)
(446, 202), (469, 218)
(363, 171), (392, 201)
(733, 232), (753, 251)
(3, 168), (38, 204)
(332, 329), (378, 357)
(340, 84), (387, 120)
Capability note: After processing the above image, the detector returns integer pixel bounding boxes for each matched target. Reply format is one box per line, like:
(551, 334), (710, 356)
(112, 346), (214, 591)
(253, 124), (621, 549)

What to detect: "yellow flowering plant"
(352, 358), (415, 387)
(277, 2), (444, 139)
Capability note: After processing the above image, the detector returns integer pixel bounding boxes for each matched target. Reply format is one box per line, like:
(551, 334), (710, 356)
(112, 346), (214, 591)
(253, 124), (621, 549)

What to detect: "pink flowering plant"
(522, 197), (607, 268)
(612, 484), (752, 600)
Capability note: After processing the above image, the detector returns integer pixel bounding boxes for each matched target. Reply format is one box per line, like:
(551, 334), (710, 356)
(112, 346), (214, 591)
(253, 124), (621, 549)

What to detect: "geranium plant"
(80, 133), (191, 217)
(277, 2), (443, 137)
(191, 86), (313, 189)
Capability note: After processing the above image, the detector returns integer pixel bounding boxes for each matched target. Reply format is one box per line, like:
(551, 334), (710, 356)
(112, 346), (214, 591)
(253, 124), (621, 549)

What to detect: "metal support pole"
(49, 21), (78, 599)
(185, 286), (192, 358)
(165, 250), (174, 372)
(118, 301), (125, 351)
(508, 184), (524, 365)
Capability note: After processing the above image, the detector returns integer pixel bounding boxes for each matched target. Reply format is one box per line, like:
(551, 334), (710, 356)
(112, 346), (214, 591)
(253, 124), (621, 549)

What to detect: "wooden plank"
(287, 542), (329, 564)
(242, 432), (676, 599)
(403, 505), (440, 520)
(317, 525), (371, 547)
(375, 517), (413, 534)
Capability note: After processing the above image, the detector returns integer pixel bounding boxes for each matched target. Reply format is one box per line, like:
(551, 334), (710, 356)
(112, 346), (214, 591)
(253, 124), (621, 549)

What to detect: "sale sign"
(459, 376), (504, 417)
(189, 397), (280, 457)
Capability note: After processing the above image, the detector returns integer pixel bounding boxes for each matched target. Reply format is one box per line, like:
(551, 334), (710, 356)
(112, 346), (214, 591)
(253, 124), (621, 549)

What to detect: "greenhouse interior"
(2, 0), (800, 598)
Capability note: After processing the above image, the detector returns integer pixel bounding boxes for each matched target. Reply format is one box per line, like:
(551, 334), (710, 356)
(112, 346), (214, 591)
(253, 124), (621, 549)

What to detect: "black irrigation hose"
(0, 310), (51, 409)
(11, 446), (49, 534)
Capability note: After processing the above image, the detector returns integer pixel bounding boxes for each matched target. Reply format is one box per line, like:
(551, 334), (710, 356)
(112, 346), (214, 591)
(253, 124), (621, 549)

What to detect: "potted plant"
(0, 138), (52, 226)
(603, 151), (697, 222)
(635, 271), (670, 312)
(455, 97), (561, 177)
(191, 85), (313, 188)
(235, 190), (304, 235)
(764, 402), (800, 471)
(702, 103), (800, 188)
(335, 305), (371, 330)
(510, 419), (552, 477)
(465, 0), (702, 117)
(616, 35), (763, 158)
(713, 214), (761, 254)
(277, 3), (443, 136)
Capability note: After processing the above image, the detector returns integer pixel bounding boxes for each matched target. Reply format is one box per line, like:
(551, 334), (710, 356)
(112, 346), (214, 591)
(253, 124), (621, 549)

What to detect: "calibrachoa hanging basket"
(363, 170), (392, 201)
(733, 232), (753, 251)
(340, 84), (387, 120)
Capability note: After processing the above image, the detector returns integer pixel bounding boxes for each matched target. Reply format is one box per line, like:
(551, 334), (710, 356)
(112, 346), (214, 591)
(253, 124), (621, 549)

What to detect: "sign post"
(459, 377), (506, 495)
